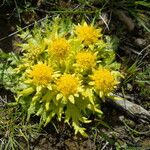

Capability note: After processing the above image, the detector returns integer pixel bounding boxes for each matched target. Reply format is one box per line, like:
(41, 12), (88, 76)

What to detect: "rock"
(113, 10), (135, 31)
(134, 38), (146, 47)
(107, 98), (150, 123)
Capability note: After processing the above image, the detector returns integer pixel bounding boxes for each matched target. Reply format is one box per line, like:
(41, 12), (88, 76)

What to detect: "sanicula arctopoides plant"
(4, 17), (123, 136)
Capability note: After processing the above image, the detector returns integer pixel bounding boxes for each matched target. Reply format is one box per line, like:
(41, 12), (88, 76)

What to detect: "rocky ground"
(0, 1), (150, 149)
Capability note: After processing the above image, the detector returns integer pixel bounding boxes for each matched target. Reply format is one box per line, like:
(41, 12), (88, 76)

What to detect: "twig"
(0, 17), (47, 42)
(139, 44), (150, 55)
(101, 141), (109, 150)
(0, 95), (7, 108)
(34, 8), (97, 15)
(0, 96), (7, 103)
(107, 11), (112, 29)
(99, 14), (109, 30)
(0, 9), (100, 42)
(0, 139), (4, 147)
(122, 119), (150, 135)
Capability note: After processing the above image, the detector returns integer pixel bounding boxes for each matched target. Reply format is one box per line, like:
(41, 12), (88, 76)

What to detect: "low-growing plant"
(0, 51), (20, 91)
(0, 103), (40, 150)
(135, 65), (150, 97)
(0, 17), (123, 136)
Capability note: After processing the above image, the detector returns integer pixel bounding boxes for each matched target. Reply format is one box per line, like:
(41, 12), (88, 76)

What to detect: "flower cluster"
(29, 63), (53, 86)
(75, 22), (102, 45)
(56, 74), (79, 96)
(76, 51), (96, 70)
(49, 37), (70, 59)
(91, 68), (118, 97)
(15, 17), (122, 136)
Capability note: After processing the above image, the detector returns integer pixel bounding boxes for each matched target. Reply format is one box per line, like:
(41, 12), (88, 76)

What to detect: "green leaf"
(44, 112), (55, 126)
(109, 95), (124, 101)
(36, 106), (43, 116)
(27, 102), (36, 121)
(45, 101), (50, 111)
(68, 95), (75, 104)
(73, 122), (88, 137)
(19, 87), (35, 96)
(56, 93), (63, 100)
(135, 1), (150, 7)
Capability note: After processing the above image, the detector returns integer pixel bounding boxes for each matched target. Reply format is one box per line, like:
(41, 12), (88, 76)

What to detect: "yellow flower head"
(49, 37), (70, 59)
(75, 22), (102, 45)
(76, 51), (96, 70)
(28, 46), (42, 57)
(23, 39), (45, 59)
(30, 63), (53, 85)
(91, 68), (117, 96)
(56, 74), (79, 96)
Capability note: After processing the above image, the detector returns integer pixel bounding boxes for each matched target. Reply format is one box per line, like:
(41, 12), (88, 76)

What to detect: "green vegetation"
(0, 105), (40, 150)
(0, 17), (123, 136)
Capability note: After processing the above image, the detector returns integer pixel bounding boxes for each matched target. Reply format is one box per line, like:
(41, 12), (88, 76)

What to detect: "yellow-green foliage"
(14, 17), (122, 136)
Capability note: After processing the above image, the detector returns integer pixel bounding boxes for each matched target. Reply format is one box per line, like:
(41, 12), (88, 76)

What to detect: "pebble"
(135, 38), (146, 47)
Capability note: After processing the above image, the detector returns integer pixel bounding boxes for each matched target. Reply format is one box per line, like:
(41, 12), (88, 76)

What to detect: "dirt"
(1, 6), (15, 49)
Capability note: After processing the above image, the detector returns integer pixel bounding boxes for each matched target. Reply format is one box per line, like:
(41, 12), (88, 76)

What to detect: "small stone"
(135, 38), (146, 47)
(127, 83), (133, 91)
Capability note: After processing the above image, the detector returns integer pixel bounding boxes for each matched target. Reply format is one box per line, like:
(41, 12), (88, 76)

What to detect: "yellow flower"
(91, 68), (118, 96)
(56, 74), (79, 97)
(75, 22), (102, 45)
(30, 63), (53, 85)
(76, 51), (96, 70)
(49, 37), (70, 59)
(22, 39), (45, 59)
